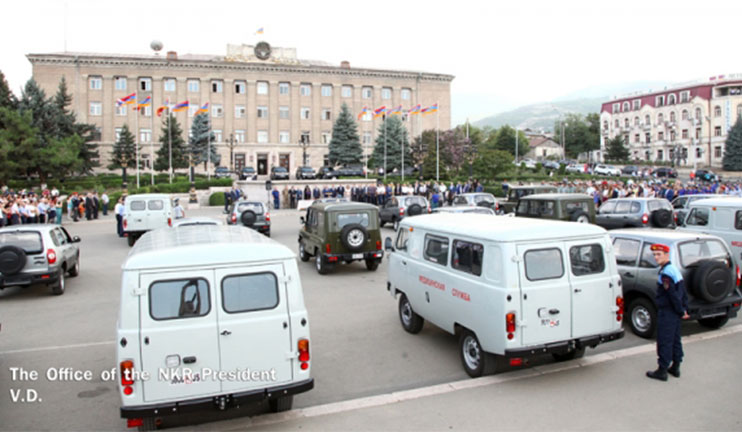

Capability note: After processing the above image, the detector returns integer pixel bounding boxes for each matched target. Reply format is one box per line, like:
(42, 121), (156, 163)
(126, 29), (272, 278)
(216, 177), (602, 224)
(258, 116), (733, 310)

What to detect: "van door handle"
(574, 288), (582, 293)
(220, 330), (231, 336)
(183, 356), (196, 364)
(549, 309), (560, 315)
(624, 272), (634, 278)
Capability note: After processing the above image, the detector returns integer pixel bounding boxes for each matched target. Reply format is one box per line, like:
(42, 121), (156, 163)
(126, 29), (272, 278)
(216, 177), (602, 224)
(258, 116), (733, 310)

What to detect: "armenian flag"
(134, 96), (151, 111)
(195, 102), (209, 115)
(389, 105), (403, 116)
(357, 106), (368, 120)
(172, 100), (189, 112)
(408, 104), (422, 115)
(374, 106), (386, 118)
(116, 93), (136, 107)
(256, 27), (264, 35)
(422, 103), (438, 115)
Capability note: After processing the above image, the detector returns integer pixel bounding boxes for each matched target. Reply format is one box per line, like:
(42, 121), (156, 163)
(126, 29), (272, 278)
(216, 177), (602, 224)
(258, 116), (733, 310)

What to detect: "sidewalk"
(215, 325), (742, 431)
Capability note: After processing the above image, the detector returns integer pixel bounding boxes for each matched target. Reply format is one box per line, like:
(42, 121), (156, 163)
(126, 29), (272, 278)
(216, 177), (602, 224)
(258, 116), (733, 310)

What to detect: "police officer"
(646, 243), (689, 381)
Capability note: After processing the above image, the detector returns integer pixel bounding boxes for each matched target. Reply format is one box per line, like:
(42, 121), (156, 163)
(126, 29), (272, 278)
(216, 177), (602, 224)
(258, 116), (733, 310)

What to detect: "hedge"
(209, 193), (226, 206)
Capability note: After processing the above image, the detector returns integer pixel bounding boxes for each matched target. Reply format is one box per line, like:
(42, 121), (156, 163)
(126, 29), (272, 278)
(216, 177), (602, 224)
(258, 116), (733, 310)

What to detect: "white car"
(516, 159), (537, 169)
(566, 163), (584, 174)
(594, 164), (621, 176)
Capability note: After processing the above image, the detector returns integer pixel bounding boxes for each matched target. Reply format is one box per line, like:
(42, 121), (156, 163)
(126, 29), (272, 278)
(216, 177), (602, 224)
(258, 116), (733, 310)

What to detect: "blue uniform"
(655, 262), (688, 369)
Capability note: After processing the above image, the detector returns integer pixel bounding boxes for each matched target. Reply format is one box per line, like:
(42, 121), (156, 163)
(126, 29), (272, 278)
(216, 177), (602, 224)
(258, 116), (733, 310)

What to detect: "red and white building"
(600, 74), (742, 168)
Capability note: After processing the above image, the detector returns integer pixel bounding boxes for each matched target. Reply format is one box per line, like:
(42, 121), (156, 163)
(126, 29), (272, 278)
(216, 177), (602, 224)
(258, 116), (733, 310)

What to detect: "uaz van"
(123, 194), (173, 247)
(385, 214), (624, 377)
(681, 197), (742, 267)
(117, 225), (313, 430)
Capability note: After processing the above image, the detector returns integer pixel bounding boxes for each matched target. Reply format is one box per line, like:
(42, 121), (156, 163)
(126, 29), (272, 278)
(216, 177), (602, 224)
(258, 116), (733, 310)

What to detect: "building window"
(645, 114), (651, 126)
(682, 110), (689, 120)
(235, 81), (246, 94)
(257, 106), (268, 119)
(141, 106), (151, 117)
(139, 77), (151, 91)
(257, 81), (269, 95)
(634, 117), (639, 126)
(696, 128), (701, 139)
(658, 131), (664, 141)
(363, 132), (372, 145)
(234, 130), (245, 143)
(321, 132), (331, 144)
(657, 150), (663, 160)
(257, 131), (268, 143)
(321, 85), (332, 97)
(682, 129), (688, 139)
(211, 80), (223, 93)
(187, 79), (199, 93)
(322, 109), (332, 121)
(279, 131), (290, 143)
(622, 102), (630, 112)
(656, 95), (665, 107)
(188, 104), (199, 118)
(115, 104), (127, 116)
(235, 105), (245, 118)
(301, 107), (310, 120)
(670, 111), (676, 123)
(279, 106), (289, 119)
(163, 78), (176, 92)
(212, 104), (223, 118)
(645, 132), (651, 144)
(668, 94), (676, 105)
(342, 85), (353, 98)
(670, 130), (676, 141)
(89, 76), (102, 90)
(401, 88), (411, 100)
(680, 91), (690, 103)
(633, 99), (641, 110)
(715, 126), (722, 136)
(362, 86), (373, 99)
(89, 102), (102, 116)
(612, 103), (620, 113)
(614, 119), (619, 128)
(634, 134), (640, 143)
(300, 83), (311, 96)
(695, 107), (702, 120)
(602, 121), (608, 130)
(624, 118), (629, 128)
(114, 77), (127, 91)
(140, 129), (152, 143)
(92, 127), (102, 141)
(301, 131), (310, 144)
(714, 105), (721, 117)
(114, 128), (122, 141)
(715, 146), (722, 158)
(279, 82), (289, 95)
(213, 130), (222, 142)
(381, 87), (392, 99)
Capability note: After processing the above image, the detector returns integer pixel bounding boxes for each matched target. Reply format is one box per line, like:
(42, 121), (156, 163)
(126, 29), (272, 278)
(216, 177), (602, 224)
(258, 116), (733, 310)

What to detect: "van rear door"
(565, 238), (616, 338)
(139, 270), (221, 402)
(214, 263), (293, 393)
(517, 243), (572, 346)
(146, 198), (170, 229)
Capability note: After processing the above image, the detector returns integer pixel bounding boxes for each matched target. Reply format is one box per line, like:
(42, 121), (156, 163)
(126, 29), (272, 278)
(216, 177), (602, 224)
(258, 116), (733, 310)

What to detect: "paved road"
(1, 207), (740, 430)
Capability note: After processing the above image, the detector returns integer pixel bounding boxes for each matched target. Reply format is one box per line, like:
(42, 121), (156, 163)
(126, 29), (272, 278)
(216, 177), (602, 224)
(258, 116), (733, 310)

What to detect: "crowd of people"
(0, 186), (110, 227)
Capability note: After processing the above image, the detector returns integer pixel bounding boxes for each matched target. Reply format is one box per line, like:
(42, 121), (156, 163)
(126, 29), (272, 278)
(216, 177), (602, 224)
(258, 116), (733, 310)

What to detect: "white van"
(385, 214), (624, 377)
(116, 225), (313, 430)
(681, 197), (742, 267)
(123, 194), (173, 247)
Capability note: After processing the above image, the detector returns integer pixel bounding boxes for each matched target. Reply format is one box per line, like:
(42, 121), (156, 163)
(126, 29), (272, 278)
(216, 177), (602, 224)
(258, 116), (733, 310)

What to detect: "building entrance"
(258, 154), (268, 175)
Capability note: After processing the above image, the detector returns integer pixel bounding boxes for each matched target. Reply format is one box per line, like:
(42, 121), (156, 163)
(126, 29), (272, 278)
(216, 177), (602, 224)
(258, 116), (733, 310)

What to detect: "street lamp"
(299, 135), (310, 166)
(226, 133), (236, 173)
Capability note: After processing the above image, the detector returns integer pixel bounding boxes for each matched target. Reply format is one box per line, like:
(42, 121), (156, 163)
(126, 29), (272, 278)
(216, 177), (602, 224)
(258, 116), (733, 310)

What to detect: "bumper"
(689, 298), (741, 320)
(121, 378), (314, 419)
(504, 329), (625, 357)
(322, 250), (383, 263)
(246, 224), (270, 234)
(0, 270), (59, 288)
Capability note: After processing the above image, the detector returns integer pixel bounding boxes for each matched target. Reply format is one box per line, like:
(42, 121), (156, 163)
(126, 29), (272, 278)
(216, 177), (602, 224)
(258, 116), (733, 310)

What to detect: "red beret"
(650, 243), (670, 253)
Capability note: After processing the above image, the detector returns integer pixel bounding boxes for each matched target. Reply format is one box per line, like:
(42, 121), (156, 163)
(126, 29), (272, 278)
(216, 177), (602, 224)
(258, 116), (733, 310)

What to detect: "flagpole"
(135, 96), (140, 189)
(150, 101), (154, 185)
(168, 108), (173, 184)
(402, 111), (405, 183)
(436, 103), (440, 182)
(207, 105), (212, 181)
(383, 113), (387, 182)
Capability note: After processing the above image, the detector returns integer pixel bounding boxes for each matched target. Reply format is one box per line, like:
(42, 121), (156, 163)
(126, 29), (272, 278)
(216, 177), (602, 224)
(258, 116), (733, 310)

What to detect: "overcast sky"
(2, 0), (740, 125)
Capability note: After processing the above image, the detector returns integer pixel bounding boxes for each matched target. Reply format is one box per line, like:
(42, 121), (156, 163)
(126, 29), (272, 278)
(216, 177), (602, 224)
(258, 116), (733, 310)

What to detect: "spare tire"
(692, 260), (733, 303)
(0, 245), (27, 276)
(651, 209), (672, 228)
(241, 210), (257, 227)
(570, 210), (590, 223)
(407, 204), (423, 216)
(340, 223), (368, 252)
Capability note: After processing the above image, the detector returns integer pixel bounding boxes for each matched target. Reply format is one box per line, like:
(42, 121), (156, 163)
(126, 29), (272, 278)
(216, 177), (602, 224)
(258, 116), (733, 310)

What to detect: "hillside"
(473, 97), (604, 132)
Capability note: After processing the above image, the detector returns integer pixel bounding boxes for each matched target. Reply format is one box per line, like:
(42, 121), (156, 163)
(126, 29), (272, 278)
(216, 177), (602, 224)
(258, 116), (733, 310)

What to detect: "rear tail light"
(428, 206), (432, 213)
(376, 240), (382, 250)
(506, 312), (516, 339)
(123, 219), (128, 229)
(399, 208), (405, 216)
(120, 360), (135, 396)
(265, 212), (270, 222)
(168, 218), (172, 227)
(641, 213), (649, 224)
(46, 249), (57, 264)
(127, 419), (143, 428)
(231, 214), (237, 223)
(298, 339), (310, 370)
(325, 243), (331, 254)
(616, 296), (624, 322)
(673, 213), (678, 223)
(736, 266), (740, 287)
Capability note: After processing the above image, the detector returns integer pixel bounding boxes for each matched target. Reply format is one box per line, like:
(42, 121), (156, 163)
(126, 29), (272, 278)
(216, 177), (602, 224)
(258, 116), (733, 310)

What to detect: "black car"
(214, 166), (233, 179)
(270, 166), (290, 180)
(694, 169), (720, 183)
(621, 165), (639, 176)
(542, 160), (560, 170)
(335, 165), (365, 177)
(654, 167), (677, 178)
(317, 166), (335, 179)
(239, 166), (257, 180)
(295, 166), (316, 180)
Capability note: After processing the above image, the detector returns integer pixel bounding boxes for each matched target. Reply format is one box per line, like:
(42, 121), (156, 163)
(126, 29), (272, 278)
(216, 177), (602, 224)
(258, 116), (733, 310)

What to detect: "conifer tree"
(53, 77), (99, 173)
(154, 113), (188, 173)
(188, 112), (219, 172)
(606, 135), (630, 161)
(0, 70), (16, 109)
(108, 124), (138, 182)
(369, 115), (411, 174)
(328, 103), (362, 166)
(722, 116), (742, 171)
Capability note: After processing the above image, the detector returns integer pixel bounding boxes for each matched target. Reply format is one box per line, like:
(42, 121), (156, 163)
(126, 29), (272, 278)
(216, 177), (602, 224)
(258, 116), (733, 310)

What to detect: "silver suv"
(0, 225), (81, 295)
(378, 196), (430, 231)
(226, 201), (271, 237)
(451, 193), (501, 213)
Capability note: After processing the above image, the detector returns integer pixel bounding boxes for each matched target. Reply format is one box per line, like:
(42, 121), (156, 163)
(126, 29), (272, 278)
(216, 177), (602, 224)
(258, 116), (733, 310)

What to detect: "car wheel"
(340, 224), (368, 252)
(570, 210), (590, 223)
(698, 315), (730, 329)
(127, 234), (136, 247)
(628, 297), (656, 338)
(459, 329), (502, 377)
(552, 347), (585, 362)
(0, 245), (27, 275)
(68, 255), (80, 277)
(50, 271), (65, 296)
(379, 220), (386, 228)
(299, 241), (310, 262)
(315, 253), (329, 275)
(398, 294), (424, 334)
(269, 395), (293, 413)
(365, 258), (379, 271)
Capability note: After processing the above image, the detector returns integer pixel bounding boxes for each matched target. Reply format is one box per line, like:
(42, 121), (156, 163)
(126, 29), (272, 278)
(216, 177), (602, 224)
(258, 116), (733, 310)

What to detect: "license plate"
(352, 253), (363, 259)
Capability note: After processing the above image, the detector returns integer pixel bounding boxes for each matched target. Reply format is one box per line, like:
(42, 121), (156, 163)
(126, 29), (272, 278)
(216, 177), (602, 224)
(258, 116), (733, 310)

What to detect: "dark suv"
(270, 166), (290, 180)
(694, 169), (721, 183)
(596, 198), (674, 230)
(295, 166), (316, 180)
(298, 202), (383, 274)
(214, 166), (233, 179)
(654, 167), (677, 178)
(516, 193), (596, 223)
(226, 201), (271, 236)
(239, 166), (257, 180)
(610, 229), (741, 338)
(500, 185), (557, 214)
(379, 195), (430, 230)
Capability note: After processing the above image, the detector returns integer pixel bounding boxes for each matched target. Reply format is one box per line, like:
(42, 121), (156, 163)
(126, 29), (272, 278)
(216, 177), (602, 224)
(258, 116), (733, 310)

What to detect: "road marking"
(0, 340), (114, 355)
(246, 324), (742, 428)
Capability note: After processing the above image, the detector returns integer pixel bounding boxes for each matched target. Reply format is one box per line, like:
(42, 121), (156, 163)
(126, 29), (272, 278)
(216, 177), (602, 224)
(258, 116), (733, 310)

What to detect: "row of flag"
(116, 93), (209, 116)
(358, 103), (438, 120)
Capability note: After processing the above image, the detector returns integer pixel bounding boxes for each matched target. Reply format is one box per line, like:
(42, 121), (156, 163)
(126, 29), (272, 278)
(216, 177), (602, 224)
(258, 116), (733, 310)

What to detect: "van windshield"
(0, 231), (43, 254)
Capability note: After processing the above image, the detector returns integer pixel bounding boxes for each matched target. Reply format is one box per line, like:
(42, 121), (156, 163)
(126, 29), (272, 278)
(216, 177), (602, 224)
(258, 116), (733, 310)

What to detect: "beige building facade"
(28, 43), (453, 176)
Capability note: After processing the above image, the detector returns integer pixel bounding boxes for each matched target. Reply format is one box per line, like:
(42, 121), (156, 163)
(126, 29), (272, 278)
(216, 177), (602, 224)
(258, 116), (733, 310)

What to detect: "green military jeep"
(500, 185), (557, 213)
(515, 193), (596, 224)
(298, 202), (384, 274)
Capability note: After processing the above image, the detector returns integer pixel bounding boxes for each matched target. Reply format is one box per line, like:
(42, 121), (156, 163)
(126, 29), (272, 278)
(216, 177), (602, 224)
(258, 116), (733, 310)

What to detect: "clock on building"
(254, 42), (271, 60)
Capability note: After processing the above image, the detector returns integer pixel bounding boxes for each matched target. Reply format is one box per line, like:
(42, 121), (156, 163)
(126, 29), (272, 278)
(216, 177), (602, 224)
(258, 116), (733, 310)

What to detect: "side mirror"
(384, 237), (393, 252)
(300, 216), (305, 225)
(72, 236), (81, 243)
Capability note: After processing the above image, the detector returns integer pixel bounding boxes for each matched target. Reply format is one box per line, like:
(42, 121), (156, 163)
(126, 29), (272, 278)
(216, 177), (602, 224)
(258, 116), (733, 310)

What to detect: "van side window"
(613, 238), (640, 266)
(222, 273), (278, 313)
(148, 200), (164, 210)
(615, 201), (631, 214)
(736, 211), (742, 230)
(423, 235), (449, 266)
(630, 202), (641, 213)
(150, 278), (210, 320)
(451, 240), (484, 276)
(524, 248), (564, 281)
(565, 201), (588, 213)
(130, 200), (146, 211)
(569, 244), (605, 276)
(686, 208), (709, 226)
(639, 243), (659, 268)
(599, 201), (616, 214)
(395, 228), (410, 250)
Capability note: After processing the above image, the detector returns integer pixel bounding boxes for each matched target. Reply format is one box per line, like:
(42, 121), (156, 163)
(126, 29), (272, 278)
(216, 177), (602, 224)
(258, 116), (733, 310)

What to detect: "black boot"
(668, 362), (680, 378)
(646, 367), (668, 381)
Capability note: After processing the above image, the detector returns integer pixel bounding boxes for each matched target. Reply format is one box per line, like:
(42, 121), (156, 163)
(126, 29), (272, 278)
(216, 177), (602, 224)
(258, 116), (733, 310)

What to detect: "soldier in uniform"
(646, 243), (689, 381)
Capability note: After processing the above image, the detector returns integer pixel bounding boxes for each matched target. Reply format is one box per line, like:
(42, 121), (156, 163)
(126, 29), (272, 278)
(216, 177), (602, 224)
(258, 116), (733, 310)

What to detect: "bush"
(209, 193), (226, 206)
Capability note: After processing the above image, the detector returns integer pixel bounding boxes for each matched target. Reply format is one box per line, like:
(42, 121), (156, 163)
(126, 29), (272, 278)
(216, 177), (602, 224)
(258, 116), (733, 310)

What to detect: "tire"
(137, 417), (157, 431)
(0, 245), (27, 275)
(315, 253), (329, 275)
(269, 395), (293, 413)
(50, 271), (65, 296)
(407, 204), (423, 216)
(379, 220), (386, 228)
(299, 241), (310, 262)
(68, 255), (80, 277)
(393, 219), (400, 231)
(398, 294), (424, 334)
(650, 209), (672, 228)
(240, 210), (257, 227)
(698, 315), (730, 329)
(692, 260), (733, 303)
(552, 347), (585, 362)
(570, 210), (590, 223)
(127, 234), (136, 247)
(459, 329), (502, 378)
(339, 224), (368, 252)
(365, 259), (379, 271)
(628, 297), (656, 338)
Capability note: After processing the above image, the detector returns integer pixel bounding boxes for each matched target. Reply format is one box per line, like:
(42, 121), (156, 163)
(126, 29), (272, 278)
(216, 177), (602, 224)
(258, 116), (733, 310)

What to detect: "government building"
(28, 43), (453, 176)
(600, 74), (742, 168)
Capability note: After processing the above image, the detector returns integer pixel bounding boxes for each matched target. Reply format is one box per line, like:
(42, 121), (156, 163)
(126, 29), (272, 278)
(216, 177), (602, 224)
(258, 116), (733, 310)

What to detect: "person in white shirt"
(101, 192), (110, 216)
(173, 199), (185, 219)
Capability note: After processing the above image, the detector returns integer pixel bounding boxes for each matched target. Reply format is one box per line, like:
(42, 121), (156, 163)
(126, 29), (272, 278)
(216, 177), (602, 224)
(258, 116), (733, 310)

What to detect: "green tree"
(328, 103), (362, 166)
(606, 135), (630, 161)
(108, 124), (139, 182)
(0, 108), (37, 184)
(420, 133), (453, 180)
(554, 113), (600, 158)
(0, 70), (16, 109)
(154, 114), (188, 173)
(483, 125), (529, 157)
(472, 149), (514, 180)
(53, 77), (99, 174)
(188, 112), (219, 173)
(369, 115), (411, 174)
(722, 116), (742, 171)
(410, 129), (437, 168)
